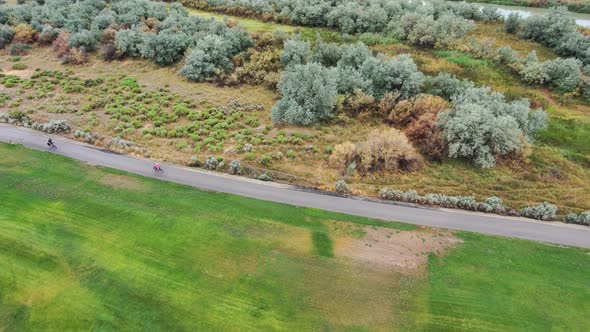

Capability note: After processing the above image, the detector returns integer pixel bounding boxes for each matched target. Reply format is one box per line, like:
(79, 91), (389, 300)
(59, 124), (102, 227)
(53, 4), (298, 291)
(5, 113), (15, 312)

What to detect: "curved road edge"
(2, 124), (589, 249)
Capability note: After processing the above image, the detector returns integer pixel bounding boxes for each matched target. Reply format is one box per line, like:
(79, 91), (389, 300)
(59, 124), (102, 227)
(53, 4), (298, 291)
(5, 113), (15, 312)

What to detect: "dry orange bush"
(102, 28), (117, 44)
(329, 128), (423, 173)
(13, 24), (38, 44)
(387, 94), (448, 127)
(337, 89), (377, 116)
(52, 30), (71, 59)
(67, 48), (88, 65)
(406, 112), (446, 161)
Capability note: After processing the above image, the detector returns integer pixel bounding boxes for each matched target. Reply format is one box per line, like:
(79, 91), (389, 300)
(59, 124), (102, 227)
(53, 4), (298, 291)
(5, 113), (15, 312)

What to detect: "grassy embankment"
(1, 8), (589, 214)
(1, 143), (589, 330)
(188, 8), (590, 212)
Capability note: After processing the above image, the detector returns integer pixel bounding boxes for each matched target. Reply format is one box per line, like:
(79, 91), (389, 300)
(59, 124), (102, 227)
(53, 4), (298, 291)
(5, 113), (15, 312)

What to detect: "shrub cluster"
(0, 0), (253, 81)
(0, 110), (31, 125)
(518, 54), (582, 93)
(511, 7), (590, 64)
(461, 36), (587, 96)
(378, 188), (505, 212)
(172, 0), (499, 37)
(31, 119), (70, 133)
(74, 130), (104, 144)
(565, 211), (590, 226)
(438, 87), (548, 168)
(379, 188), (564, 220)
(273, 38), (423, 125)
(107, 137), (135, 149)
(389, 13), (475, 48)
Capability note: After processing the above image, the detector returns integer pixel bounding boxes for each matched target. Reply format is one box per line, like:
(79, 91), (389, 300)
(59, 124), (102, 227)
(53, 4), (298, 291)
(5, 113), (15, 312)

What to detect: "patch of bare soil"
(334, 227), (462, 274)
(98, 174), (146, 191)
(2, 69), (34, 78)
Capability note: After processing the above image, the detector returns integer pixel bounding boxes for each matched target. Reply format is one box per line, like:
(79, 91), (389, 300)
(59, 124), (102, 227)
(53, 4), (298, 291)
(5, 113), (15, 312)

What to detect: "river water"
(478, 3), (590, 27)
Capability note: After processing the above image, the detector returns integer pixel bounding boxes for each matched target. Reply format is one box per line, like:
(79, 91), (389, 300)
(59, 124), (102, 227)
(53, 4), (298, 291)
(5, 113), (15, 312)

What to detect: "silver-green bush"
(519, 202), (558, 220)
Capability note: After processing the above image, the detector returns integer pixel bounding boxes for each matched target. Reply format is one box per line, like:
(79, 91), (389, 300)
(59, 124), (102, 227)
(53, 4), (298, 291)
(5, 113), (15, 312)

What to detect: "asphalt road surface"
(2, 123), (589, 248)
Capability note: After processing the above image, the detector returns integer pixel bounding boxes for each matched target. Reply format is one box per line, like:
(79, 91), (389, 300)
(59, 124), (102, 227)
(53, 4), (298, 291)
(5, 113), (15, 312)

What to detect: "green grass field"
(1, 143), (589, 331)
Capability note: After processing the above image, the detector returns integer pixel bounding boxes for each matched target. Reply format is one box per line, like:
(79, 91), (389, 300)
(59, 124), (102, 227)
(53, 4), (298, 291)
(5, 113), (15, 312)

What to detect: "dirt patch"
(2, 69), (34, 78)
(98, 174), (146, 191)
(334, 227), (461, 274)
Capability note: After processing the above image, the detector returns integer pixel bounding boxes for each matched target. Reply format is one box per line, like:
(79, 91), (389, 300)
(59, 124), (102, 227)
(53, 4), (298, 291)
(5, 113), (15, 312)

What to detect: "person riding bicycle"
(153, 162), (161, 171)
(47, 138), (54, 147)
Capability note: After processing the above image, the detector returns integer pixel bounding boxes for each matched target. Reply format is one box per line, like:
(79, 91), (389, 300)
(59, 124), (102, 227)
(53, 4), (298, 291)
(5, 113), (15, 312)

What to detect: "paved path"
(2, 124), (589, 248)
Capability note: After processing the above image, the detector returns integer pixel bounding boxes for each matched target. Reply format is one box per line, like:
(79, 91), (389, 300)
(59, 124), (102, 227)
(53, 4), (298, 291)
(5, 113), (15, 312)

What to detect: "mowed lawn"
(0, 143), (589, 331)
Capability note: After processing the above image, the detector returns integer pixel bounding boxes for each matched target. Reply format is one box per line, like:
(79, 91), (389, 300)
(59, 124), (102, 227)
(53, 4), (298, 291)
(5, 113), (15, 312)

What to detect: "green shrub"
(11, 63), (27, 70)
(259, 154), (272, 167)
(9, 42), (31, 55)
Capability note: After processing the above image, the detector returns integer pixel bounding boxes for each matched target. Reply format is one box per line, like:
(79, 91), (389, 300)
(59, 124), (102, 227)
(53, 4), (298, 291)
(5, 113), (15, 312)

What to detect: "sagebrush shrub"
(229, 159), (241, 174)
(115, 29), (144, 57)
(360, 54), (424, 100)
(423, 73), (474, 101)
(520, 202), (558, 220)
(32, 119), (70, 133)
(505, 12), (521, 34)
(439, 87), (548, 168)
(544, 57), (582, 93)
(335, 179), (350, 194)
(203, 156), (220, 170)
(180, 35), (234, 82)
(68, 29), (100, 52)
(520, 7), (575, 48)
(272, 62), (338, 126)
(38, 25), (58, 44)
(139, 31), (187, 66)
(257, 172), (272, 181)
(564, 212), (590, 226)
(9, 42), (31, 55)
(0, 24), (14, 48)
(496, 46), (519, 65)
(391, 13), (474, 48)
(281, 38), (309, 68)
